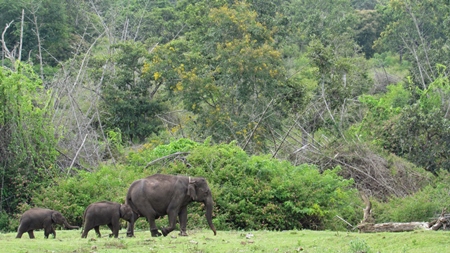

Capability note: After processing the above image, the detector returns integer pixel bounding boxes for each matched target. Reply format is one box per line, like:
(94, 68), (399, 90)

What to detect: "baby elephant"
(16, 208), (80, 239)
(82, 201), (135, 238)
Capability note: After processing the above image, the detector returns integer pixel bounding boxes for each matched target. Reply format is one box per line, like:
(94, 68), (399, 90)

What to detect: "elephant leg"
(94, 226), (101, 237)
(178, 206), (188, 236)
(16, 230), (24, 239)
(126, 220), (135, 237)
(44, 228), (50, 239)
(26, 230), (35, 239)
(81, 230), (88, 238)
(148, 216), (162, 237)
(50, 228), (56, 239)
(81, 225), (91, 238)
(107, 224), (116, 238)
(148, 217), (164, 237)
(24, 230), (35, 239)
(44, 226), (56, 239)
(111, 220), (121, 238)
(161, 211), (178, 236)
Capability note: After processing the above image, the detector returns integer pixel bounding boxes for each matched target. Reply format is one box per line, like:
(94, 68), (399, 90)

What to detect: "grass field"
(1, 228), (449, 252)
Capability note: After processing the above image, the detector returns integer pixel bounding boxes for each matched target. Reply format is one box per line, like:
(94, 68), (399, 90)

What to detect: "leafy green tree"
(99, 41), (167, 143)
(0, 0), (71, 66)
(375, 0), (450, 89)
(133, 3), (184, 44)
(276, 0), (371, 145)
(304, 39), (370, 139)
(285, 0), (358, 51)
(351, 0), (379, 10)
(0, 0), (26, 58)
(384, 74), (450, 173)
(161, 2), (300, 153)
(355, 9), (385, 58)
(358, 70), (450, 173)
(0, 62), (58, 214)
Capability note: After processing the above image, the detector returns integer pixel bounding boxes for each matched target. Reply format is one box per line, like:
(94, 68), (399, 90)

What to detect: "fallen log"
(357, 222), (430, 233)
(356, 192), (448, 233)
(429, 208), (449, 231)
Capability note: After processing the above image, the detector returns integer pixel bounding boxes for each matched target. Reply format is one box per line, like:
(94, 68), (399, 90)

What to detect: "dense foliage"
(23, 139), (360, 232)
(0, 63), (58, 217)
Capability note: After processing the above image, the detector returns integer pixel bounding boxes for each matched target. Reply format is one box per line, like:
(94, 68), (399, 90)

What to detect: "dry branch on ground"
(356, 195), (449, 233)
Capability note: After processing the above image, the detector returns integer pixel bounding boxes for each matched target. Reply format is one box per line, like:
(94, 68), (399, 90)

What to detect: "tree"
(162, 2), (299, 153)
(0, 0), (71, 76)
(355, 9), (385, 58)
(383, 73), (450, 173)
(0, 62), (58, 214)
(357, 70), (450, 174)
(289, 0), (370, 139)
(100, 41), (166, 143)
(375, 0), (450, 89)
(351, 0), (379, 10)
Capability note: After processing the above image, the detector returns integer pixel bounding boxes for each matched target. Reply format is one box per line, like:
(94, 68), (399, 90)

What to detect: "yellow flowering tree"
(153, 2), (303, 153)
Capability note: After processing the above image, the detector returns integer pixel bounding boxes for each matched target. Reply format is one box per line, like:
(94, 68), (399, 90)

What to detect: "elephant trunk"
(63, 220), (80, 230)
(205, 197), (217, 236)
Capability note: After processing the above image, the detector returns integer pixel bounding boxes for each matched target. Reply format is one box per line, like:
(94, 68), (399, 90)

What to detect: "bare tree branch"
(145, 152), (191, 169)
(67, 133), (88, 175)
(19, 9), (24, 61)
(1, 21), (16, 66)
(243, 99), (274, 150)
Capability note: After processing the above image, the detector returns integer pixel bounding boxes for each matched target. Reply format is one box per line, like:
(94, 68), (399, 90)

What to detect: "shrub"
(0, 212), (12, 232)
(147, 140), (362, 231)
(32, 165), (140, 226)
(29, 138), (361, 231)
(372, 170), (450, 223)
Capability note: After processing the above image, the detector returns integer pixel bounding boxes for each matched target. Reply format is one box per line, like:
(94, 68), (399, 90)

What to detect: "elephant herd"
(16, 173), (217, 239)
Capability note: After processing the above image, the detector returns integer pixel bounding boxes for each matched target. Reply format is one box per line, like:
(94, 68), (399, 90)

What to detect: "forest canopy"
(1, 0), (450, 231)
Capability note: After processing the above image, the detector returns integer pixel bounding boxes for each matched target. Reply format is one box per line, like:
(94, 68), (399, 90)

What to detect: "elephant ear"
(120, 204), (133, 221)
(51, 212), (63, 224)
(187, 178), (197, 201)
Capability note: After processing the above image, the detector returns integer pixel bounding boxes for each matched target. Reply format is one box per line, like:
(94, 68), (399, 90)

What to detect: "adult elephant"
(126, 173), (217, 237)
(16, 208), (80, 239)
(82, 201), (136, 238)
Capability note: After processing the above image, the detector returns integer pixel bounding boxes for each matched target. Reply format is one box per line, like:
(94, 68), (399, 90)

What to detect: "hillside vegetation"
(1, 0), (450, 233)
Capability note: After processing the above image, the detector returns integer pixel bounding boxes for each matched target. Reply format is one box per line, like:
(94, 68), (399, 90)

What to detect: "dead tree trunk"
(429, 208), (448, 231)
(356, 192), (449, 233)
(357, 222), (430, 233)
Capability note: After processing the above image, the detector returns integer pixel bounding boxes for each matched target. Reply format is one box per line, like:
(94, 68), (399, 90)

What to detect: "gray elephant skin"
(126, 173), (217, 237)
(82, 201), (135, 238)
(16, 208), (80, 239)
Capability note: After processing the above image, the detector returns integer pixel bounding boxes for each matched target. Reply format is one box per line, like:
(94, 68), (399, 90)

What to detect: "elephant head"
(51, 211), (79, 229)
(187, 177), (216, 235)
(119, 204), (134, 222)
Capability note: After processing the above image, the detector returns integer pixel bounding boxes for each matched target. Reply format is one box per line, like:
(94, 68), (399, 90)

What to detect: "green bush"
(29, 138), (361, 231)
(0, 211), (12, 232)
(372, 171), (450, 223)
(32, 165), (140, 226)
(147, 140), (362, 231)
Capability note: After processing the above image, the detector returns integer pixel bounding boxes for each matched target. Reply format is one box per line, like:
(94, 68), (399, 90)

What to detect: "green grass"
(1, 228), (450, 252)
